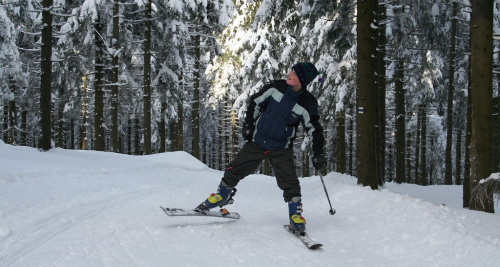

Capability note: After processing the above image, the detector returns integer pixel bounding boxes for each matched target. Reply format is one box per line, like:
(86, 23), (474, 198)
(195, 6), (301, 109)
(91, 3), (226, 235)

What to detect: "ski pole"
(319, 173), (336, 215)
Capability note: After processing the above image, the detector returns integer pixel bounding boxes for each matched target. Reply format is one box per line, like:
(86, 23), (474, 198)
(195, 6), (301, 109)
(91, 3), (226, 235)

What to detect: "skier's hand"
(242, 123), (254, 141)
(312, 154), (325, 170)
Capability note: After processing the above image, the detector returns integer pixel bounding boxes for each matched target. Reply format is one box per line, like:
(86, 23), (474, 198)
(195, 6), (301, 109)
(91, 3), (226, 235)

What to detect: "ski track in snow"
(1, 143), (500, 267)
(1, 170), (165, 267)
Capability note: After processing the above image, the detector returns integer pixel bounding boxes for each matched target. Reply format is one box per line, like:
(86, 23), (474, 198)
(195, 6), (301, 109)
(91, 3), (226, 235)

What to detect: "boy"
(196, 62), (325, 233)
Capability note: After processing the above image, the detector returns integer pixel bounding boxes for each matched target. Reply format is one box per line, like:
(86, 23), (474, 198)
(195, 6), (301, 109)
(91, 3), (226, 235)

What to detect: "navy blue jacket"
(244, 80), (324, 156)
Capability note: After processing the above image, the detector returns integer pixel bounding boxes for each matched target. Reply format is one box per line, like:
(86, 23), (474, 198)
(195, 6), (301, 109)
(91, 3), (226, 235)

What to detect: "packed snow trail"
(1, 141), (499, 267)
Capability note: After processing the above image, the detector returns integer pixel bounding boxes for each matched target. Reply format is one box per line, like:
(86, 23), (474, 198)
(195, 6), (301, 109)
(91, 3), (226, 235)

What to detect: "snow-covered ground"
(1, 140), (499, 267)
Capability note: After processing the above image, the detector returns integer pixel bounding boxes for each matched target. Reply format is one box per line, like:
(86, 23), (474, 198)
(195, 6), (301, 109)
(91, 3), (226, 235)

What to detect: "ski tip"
(160, 206), (177, 216)
(309, 243), (323, 250)
(283, 225), (323, 250)
(159, 206), (168, 214)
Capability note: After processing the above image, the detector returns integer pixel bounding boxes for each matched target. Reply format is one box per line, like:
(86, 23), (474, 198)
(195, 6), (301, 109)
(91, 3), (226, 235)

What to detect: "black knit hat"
(292, 62), (320, 89)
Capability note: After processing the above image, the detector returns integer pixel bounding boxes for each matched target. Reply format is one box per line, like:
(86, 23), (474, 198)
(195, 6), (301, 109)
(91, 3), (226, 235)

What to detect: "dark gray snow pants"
(222, 141), (301, 202)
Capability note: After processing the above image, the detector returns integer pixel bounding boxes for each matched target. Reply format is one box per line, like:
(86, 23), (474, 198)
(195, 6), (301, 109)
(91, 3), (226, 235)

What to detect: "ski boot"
(288, 197), (306, 233)
(195, 181), (236, 212)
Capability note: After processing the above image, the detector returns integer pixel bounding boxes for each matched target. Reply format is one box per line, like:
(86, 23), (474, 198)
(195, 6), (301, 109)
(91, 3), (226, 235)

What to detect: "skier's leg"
(222, 142), (266, 187)
(196, 142), (265, 211)
(269, 148), (305, 232)
(269, 148), (301, 202)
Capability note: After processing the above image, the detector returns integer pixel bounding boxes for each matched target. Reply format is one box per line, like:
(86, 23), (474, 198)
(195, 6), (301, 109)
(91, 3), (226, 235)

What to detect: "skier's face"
(286, 69), (302, 88)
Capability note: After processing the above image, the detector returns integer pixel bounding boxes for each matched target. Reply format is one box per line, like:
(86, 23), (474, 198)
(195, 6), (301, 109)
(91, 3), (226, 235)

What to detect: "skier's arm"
(302, 104), (324, 157)
(244, 83), (274, 126)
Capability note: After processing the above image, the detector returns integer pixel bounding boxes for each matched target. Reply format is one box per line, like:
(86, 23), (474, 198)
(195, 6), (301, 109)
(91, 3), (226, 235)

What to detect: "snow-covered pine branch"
(470, 173), (500, 207)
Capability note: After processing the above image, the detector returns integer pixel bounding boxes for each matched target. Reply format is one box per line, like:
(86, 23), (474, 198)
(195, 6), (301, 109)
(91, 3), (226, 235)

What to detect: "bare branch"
(471, 175), (500, 208)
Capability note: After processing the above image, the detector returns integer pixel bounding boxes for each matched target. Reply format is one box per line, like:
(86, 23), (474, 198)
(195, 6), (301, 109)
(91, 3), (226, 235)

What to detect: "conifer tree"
(444, 1), (459, 185)
(0, 8), (21, 145)
(39, 0), (54, 151)
(143, 0), (152, 155)
(111, 0), (121, 152)
(469, 0), (494, 213)
(356, 0), (378, 189)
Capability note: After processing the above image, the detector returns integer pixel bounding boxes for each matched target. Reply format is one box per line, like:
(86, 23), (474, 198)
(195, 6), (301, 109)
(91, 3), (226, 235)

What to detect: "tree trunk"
(387, 143), (394, 182)
(202, 136), (207, 164)
(495, 52), (500, 172)
(469, 0), (494, 213)
(264, 157), (270, 176)
(192, 27), (201, 160)
(51, 101), (55, 146)
(39, 0), (53, 151)
(337, 111), (346, 174)
(218, 101), (223, 170)
(463, 35), (473, 208)
(177, 101), (184, 151)
(492, 96), (500, 172)
(169, 119), (176, 151)
(82, 74), (88, 150)
(429, 137), (435, 185)
(224, 97), (230, 166)
(8, 96), (16, 145)
(111, 0), (120, 152)
(395, 60), (406, 184)
(414, 106), (422, 185)
(57, 86), (64, 148)
(2, 100), (8, 142)
(142, 0), (152, 155)
(118, 136), (122, 153)
(302, 149), (306, 177)
(405, 114), (412, 183)
(356, 0), (378, 189)
(127, 116), (132, 154)
(322, 129), (327, 176)
(94, 15), (105, 151)
(7, 76), (18, 145)
(134, 117), (140, 155)
(231, 107), (238, 159)
(349, 110), (354, 176)
(70, 119), (74, 149)
(21, 111), (27, 146)
(376, 0), (387, 186)
(420, 104), (428, 186)
(445, 1), (458, 185)
(159, 102), (167, 153)
(455, 129), (462, 185)
(176, 72), (184, 152)
(303, 150), (309, 177)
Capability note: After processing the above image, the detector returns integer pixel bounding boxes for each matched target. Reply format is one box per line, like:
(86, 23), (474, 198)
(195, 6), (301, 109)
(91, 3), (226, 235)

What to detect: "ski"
(160, 206), (241, 219)
(283, 225), (323, 250)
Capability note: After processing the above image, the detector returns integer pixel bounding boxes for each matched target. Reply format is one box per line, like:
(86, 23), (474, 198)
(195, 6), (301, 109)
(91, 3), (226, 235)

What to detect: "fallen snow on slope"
(1, 141), (499, 267)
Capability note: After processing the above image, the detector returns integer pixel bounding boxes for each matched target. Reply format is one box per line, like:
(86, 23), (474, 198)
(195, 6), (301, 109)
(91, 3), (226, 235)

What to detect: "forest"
(0, 0), (499, 212)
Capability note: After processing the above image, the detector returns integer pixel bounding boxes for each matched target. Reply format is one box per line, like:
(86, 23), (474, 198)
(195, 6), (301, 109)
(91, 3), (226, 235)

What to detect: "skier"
(195, 62), (325, 233)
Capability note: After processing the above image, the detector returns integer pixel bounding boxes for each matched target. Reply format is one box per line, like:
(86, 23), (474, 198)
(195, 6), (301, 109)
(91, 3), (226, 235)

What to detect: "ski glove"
(242, 123), (254, 141)
(312, 154), (325, 169)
